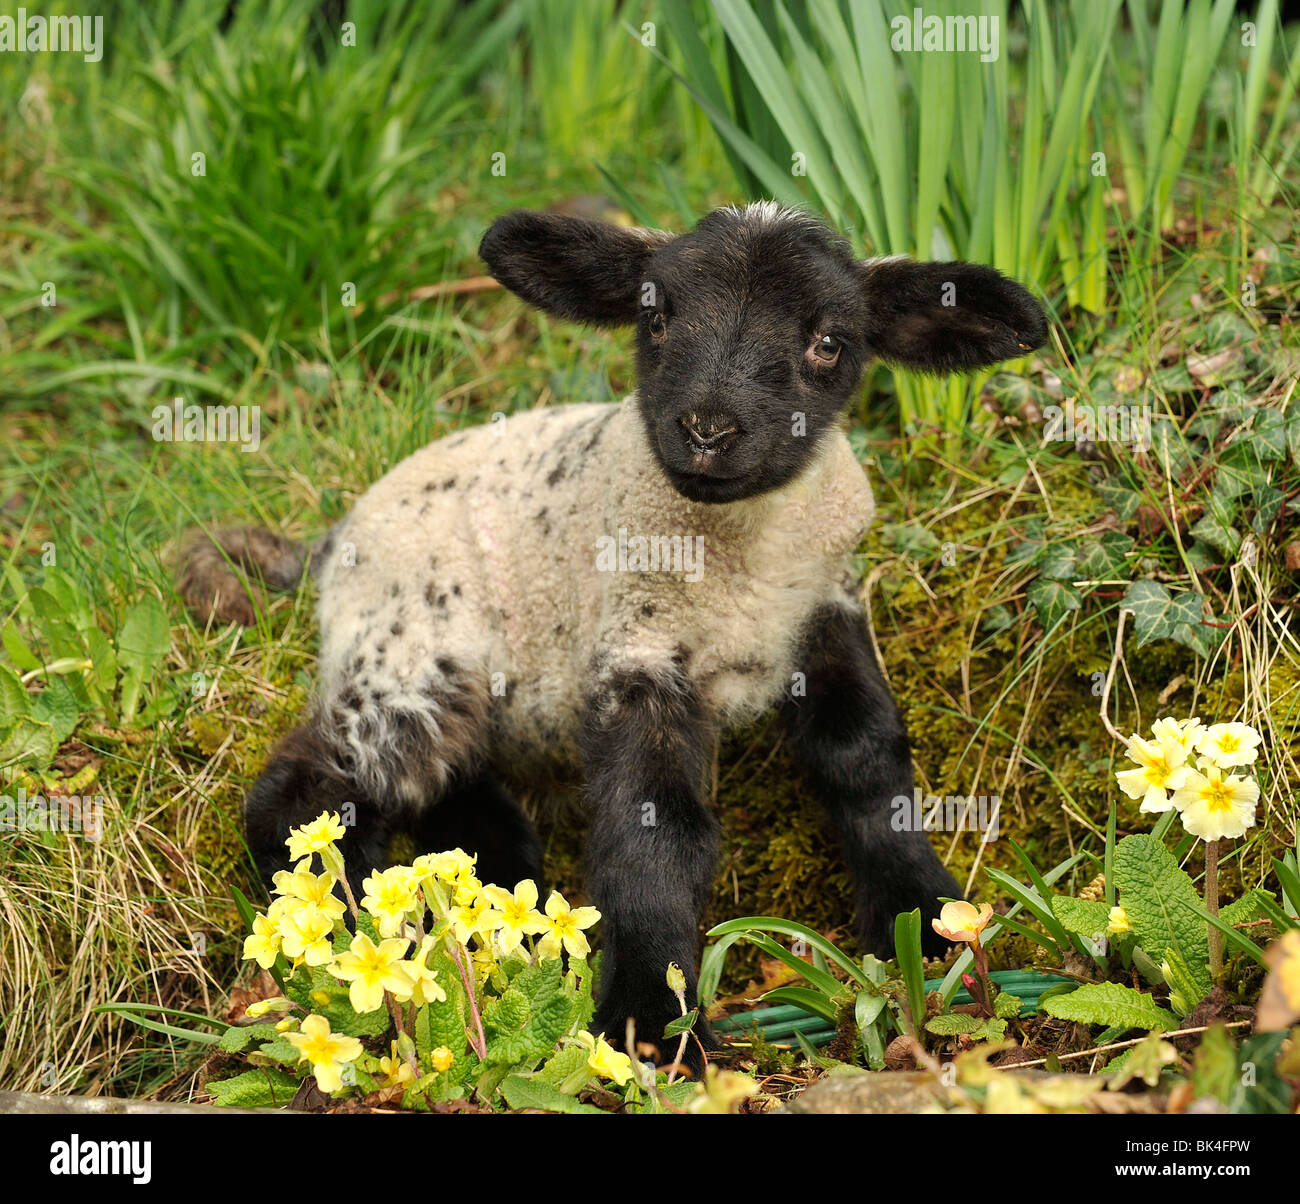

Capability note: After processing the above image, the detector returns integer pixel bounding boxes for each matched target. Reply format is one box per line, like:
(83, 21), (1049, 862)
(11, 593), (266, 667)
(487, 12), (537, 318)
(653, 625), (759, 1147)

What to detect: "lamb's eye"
(807, 333), (842, 367)
(647, 311), (667, 340)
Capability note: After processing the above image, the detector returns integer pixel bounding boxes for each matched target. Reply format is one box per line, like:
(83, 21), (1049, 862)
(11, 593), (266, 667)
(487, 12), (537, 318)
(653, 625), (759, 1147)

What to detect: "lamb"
(181, 201), (1048, 1067)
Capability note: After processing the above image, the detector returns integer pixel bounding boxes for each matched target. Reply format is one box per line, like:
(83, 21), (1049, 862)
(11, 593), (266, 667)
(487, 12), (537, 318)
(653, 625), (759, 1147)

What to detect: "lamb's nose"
(682, 416), (738, 454)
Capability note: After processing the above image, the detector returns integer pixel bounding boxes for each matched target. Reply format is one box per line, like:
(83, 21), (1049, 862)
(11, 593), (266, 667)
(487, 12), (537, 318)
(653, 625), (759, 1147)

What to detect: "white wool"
(310, 396), (875, 799)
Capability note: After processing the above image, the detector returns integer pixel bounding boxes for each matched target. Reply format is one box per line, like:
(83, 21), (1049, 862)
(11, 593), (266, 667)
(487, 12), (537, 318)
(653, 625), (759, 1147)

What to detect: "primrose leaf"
(1041, 982), (1176, 1031)
(1112, 835), (1211, 999)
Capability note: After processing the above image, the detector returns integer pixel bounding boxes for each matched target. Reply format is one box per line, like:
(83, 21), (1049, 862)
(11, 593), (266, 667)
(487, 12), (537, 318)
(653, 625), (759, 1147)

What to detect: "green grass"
(0, 0), (1298, 1098)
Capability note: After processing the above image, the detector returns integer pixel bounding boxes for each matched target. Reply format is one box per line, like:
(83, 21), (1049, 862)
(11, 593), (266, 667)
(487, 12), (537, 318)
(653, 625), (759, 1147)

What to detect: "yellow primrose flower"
(1116, 734), (1191, 813)
(576, 1031), (634, 1086)
(361, 866), (421, 938)
(931, 900), (994, 944)
(471, 943), (498, 986)
(451, 894), (497, 945)
(1170, 762), (1259, 841)
(1195, 722), (1262, 770)
(481, 879), (546, 956)
(285, 1014), (362, 1094)
(413, 848), (476, 884)
(331, 932), (412, 1013)
(379, 1042), (416, 1088)
(536, 890), (601, 960)
(392, 936), (447, 1006)
(286, 812), (346, 864)
(242, 912), (282, 969)
(278, 903), (335, 967)
(243, 997), (290, 1019)
(1107, 906), (1131, 936)
(451, 874), (483, 908)
(430, 1046), (455, 1073)
(270, 864), (347, 924)
(275, 1019), (294, 1033)
(1150, 716), (1204, 758)
(686, 1065), (759, 1114)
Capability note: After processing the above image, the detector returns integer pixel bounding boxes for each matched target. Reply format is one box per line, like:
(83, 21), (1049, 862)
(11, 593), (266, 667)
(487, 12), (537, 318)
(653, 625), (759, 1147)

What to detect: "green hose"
(713, 969), (1075, 1048)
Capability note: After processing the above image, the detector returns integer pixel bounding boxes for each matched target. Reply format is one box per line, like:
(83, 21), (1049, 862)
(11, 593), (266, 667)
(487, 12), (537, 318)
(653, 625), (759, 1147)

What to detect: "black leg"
(783, 604), (961, 959)
(580, 664), (719, 1072)
(410, 772), (544, 890)
(244, 719), (393, 899)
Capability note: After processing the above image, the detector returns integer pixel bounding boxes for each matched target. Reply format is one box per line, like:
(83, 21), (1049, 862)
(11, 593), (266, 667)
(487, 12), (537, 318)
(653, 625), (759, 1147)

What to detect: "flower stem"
(1205, 838), (1222, 978)
(449, 940), (487, 1059)
(970, 939), (995, 1017)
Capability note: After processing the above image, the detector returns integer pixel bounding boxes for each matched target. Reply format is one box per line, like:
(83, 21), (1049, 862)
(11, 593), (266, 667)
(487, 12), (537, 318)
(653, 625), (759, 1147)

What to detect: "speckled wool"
(308, 395), (874, 803)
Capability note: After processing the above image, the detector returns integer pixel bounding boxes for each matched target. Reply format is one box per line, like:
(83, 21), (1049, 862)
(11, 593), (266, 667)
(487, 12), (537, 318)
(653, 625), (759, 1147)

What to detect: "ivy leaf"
(1189, 513), (1242, 558)
(1249, 408), (1287, 462)
(1112, 835), (1211, 999)
(1037, 543), (1078, 581)
(1027, 578), (1081, 632)
(1041, 982), (1176, 1031)
(1074, 532), (1134, 578)
(1122, 580), (1206, 648)
(1095, 478), (1143, 521)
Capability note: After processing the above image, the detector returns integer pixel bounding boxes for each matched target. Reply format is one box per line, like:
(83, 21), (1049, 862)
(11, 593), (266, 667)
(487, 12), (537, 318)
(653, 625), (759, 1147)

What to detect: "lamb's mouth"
(663, 465), (762, 505)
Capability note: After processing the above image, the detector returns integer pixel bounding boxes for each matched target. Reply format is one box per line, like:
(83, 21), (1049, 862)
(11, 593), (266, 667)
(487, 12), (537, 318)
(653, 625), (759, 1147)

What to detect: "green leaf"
(1027, 577), (1082, 632)
(115, 592), (171, 722)
(0, 662), (32, 723)
(1041, 982), (1176, 1031)
(1220, 888), (1279, 927)
(706, 915), (869, 987)
(207, 1068), (299, 1108)
(1189, 1023), (1238, 1104)
(925, 1012), (981, 1036)
(30, 675), (81, 744)
(1189, 901), (1267, 967)
(304, 973), (392, 1038)
(1161, 947), (1204, 1017)
(1122, 580), (1206, 648)
(663, 1009), (698, 1039)
(761, 986), (838, 1025)
(1112, 835), (1211, 997)
(993, 992), (1024, 1020)
(500, 1075), (608, 1114)
(1074, 533), (1135, 578)
(1189, 513), (1242, 558)
(894, 909), (926, 1035)
(218, 1023), (280, 1053)
(1050, 896), (1112, 940)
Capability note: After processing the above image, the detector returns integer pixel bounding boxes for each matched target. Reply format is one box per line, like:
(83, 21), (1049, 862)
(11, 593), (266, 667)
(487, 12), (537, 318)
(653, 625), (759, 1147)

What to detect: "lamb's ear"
(479, 210), (671, 327)
(858, 257), (1048, 373)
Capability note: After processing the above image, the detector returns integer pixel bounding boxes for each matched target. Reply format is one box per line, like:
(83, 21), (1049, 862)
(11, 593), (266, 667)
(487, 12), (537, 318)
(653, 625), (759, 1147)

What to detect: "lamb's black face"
(479, 203), (1049, 505)
(632, 206), (870, 503)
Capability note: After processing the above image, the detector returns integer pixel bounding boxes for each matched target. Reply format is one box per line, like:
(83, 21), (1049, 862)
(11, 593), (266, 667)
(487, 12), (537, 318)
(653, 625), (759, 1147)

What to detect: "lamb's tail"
(177, 527), (306, 626)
